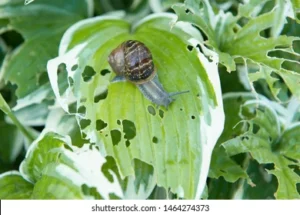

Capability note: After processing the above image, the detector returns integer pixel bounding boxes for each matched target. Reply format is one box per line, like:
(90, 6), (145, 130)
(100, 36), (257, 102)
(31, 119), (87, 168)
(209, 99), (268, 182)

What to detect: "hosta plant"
(0, 0), (299, 199)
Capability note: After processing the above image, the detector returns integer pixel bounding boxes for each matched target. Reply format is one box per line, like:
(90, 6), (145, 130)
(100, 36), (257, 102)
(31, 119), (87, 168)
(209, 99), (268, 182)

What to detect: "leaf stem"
(0, 93), (35, 142)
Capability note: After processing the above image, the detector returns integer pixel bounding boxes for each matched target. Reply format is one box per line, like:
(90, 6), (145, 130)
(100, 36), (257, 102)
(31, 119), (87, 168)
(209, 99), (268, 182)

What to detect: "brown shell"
(108, 40), (156, 84)
(108, 43), (125, 76)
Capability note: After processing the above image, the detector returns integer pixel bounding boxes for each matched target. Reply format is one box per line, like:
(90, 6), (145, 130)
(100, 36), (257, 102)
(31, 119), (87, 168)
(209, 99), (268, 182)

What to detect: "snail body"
(108, 40), (188, 108)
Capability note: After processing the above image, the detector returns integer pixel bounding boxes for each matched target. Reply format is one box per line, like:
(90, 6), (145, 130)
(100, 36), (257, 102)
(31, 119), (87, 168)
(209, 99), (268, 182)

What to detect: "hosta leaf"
(222, 94), (300, 199)
(209, 93), (261, 183)
(0, 171), (33, 199)
(20, 132), (123, 199)
(47, 13), (224, 199)
(173, 0), (300, 100)
(209, 146), (248, 183)
(0, 0), (92, 100)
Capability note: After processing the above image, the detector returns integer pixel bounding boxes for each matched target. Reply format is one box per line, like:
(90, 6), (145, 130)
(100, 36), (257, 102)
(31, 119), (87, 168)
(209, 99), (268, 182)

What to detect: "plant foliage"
(0, 0), (299, 199)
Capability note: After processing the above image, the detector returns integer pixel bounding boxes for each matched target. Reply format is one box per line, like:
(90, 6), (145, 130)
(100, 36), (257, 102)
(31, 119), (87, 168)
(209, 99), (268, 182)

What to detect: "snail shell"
(108, 40), (188, 108)
(108, 40), (156, 84)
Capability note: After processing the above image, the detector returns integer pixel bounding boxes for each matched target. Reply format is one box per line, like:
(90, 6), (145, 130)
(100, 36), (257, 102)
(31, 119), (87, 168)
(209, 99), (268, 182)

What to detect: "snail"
(108, 40), (189, 108)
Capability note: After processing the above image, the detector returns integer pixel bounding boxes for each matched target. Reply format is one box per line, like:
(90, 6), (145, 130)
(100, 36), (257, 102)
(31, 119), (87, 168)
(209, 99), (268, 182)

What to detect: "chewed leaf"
(222, 93), (300, 199)
(47, 13), (224, 199)
(173, 0), (300, 101)
(20, 132), (123, 199)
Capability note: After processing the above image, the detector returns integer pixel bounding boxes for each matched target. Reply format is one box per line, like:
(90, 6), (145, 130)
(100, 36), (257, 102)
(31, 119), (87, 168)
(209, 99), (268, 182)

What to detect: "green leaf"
(47, 13), (224, 199)
(0, 171), (33, 199)
(0, 0), (91, 99)
(209, 147), (248, 183)
(209, 93), (259, 184)
(222, 94), (300, 199)
(173, 0), (300, 101)
(20, 132), (124, 199)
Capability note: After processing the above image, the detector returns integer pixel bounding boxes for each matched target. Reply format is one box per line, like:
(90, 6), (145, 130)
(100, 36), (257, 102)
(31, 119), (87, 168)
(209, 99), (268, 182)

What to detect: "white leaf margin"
(187, 38), (224, 198)
(19, 130), (124, 199)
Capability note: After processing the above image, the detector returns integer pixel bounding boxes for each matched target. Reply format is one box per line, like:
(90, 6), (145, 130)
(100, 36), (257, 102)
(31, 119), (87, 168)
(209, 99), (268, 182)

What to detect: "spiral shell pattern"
(122, 40), (155, 84)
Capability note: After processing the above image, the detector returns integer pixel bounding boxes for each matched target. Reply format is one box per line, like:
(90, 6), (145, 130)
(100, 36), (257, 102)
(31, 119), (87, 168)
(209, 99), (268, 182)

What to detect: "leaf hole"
(241, 136), (249, 141)
(264, 163), (275, 171)
(259, 27), (271, 38)
(101, 156), (116, 183)
(63, 144), (73, 151)
(293, 40), (300, 54)
(180, 108), (183, 111)
(268, 50), (297, 61)
(68, 77), (74, 86)
(117, 120), (121, 125)
(147, 105), (156, 116)
(125, 140), (131, 147)
(191, 115), (196, 120)
(77, 106), (86, 115)
(71, 64), (78, 71)
(196, 44), (204, 54)
(187, 45), (193, 51)
(96, 119), (108, 131)
(80, 119), (91, 129)
(122, 120), (136, 140)
(82, 65), (96, 82)
(94, 90), (108, 103)
(274, 45), (290, 49)
(81, 184), (103, 199)
(159, 109), (164, 118)
(282, 61), (300, 73)
(110, 130), (121, 146)
(37, 71), (49, 85)
(100, 69), (111, 76)
(252, 123), (260, 134)
(285, 156), (298, 164)
(57, 63), (68, 95)
(68, 103), (77, 114)
(57, 63), (67, 73)
(152, 136), (158, 144)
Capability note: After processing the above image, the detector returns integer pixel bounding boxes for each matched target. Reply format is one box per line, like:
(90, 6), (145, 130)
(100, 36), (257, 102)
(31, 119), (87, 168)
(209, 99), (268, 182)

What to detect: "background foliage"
(0, 0), (299, 199)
